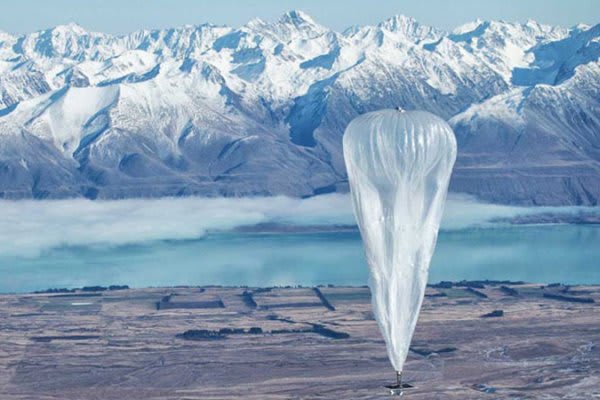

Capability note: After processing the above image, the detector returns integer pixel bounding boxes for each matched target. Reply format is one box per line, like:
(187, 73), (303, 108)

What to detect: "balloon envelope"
(343, 109), (457, 372)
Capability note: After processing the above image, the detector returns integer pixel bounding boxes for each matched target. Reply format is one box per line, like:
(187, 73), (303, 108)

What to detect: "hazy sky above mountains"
(1, 0), (597, 34)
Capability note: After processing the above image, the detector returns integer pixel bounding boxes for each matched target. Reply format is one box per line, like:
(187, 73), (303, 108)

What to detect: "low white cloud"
(0, 194), (596, 258)
(0, 194), (353, 258)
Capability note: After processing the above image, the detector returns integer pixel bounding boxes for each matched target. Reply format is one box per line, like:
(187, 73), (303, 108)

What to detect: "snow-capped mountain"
(0, 11), (598, 205)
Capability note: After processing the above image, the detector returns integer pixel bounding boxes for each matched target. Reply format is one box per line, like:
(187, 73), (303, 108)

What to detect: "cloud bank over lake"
(0, 194), (597, 257)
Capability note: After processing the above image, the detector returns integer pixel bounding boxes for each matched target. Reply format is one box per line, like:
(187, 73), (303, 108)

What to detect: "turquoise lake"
(1, 224), (599, 293)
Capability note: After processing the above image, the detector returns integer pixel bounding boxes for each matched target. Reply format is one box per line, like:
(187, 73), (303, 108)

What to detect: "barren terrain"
(1, 282), (599, 399)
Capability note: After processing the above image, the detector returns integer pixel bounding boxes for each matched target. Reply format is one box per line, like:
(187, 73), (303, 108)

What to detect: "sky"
(0, 0), (597, 35)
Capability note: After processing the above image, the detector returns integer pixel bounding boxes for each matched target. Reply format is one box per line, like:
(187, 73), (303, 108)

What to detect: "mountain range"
(0, 11), (598, 205)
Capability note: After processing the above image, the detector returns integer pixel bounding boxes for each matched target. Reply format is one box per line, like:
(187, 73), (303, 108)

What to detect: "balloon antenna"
(385, 371), (413, 396)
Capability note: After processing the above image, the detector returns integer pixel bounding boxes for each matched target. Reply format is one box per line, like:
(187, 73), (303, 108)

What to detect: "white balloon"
(343, 109), (457, 373)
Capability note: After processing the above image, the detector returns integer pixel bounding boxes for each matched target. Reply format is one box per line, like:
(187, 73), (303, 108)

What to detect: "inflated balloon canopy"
(343, 109), (457, 376)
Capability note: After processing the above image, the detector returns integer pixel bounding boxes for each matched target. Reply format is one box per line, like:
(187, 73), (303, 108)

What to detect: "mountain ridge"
(0, 11), (598, 205)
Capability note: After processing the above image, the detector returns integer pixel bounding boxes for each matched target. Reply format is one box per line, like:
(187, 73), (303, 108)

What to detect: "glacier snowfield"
(0, 12), (598, 205)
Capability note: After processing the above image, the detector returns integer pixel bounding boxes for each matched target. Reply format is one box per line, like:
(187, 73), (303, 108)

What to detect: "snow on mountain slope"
(450, 24), (600, 205)
(0, 11), (598, 205)
(512, 23), (600, 86)
(446, 19), (569, 82)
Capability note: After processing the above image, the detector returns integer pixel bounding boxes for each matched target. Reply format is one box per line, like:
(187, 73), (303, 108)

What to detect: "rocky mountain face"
(0, 11), (598, 205)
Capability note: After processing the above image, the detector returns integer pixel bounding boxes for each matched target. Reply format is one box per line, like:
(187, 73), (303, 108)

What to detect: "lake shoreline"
(9, 279), (586, 296)
(229, 213), (600, 235)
